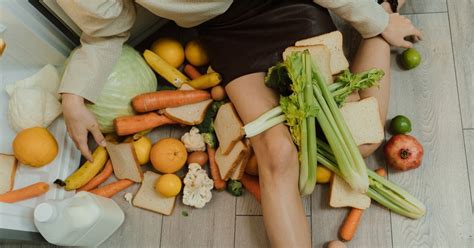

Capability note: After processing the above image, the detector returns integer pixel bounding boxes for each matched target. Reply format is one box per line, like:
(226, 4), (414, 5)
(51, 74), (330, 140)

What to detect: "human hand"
(381, 13), (423, 48)
(62, 93), (105, 162)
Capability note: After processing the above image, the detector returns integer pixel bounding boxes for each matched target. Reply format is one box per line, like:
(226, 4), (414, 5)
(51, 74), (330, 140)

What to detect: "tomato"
(390, 115), (412, 134)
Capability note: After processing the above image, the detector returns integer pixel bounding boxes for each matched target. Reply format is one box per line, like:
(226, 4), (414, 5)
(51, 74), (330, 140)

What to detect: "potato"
(187, 151), (208, 167)
(327, 240), (346, 248)
(211, 86), (226, 101)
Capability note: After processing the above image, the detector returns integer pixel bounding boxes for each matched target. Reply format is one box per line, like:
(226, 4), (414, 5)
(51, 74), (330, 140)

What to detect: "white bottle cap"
(34, 203), (57, 223)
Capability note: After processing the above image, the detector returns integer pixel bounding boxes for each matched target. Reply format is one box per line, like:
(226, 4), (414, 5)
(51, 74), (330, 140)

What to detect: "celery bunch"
(245, 51), (382, 194)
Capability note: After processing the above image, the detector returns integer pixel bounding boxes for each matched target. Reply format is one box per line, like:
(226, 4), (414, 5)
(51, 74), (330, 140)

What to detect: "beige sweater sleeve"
(314, 0), (389, 38)
(57, 0), (136, 103)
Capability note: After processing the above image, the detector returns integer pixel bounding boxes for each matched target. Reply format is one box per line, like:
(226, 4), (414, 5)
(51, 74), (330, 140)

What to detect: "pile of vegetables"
(244, 50), (425, 219)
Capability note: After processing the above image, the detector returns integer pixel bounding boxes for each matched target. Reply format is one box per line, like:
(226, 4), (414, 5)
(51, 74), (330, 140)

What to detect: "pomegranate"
(384, 134), (424, 171)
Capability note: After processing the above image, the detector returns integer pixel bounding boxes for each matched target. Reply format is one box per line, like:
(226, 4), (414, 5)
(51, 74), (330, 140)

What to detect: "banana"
(56, 146), (108, 191)
(187, 72), (222, 90)
(143, 50), (189, 88)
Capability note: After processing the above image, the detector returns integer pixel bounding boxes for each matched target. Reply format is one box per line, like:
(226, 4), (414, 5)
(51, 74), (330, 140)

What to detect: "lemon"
(155, 174), (182, 197)
(13, 127), (58, 167)
(316, 166), (332, 184)
(133, 136), (152, 165)
(185, 40), (209, 67)
(150, 38), (185, 68)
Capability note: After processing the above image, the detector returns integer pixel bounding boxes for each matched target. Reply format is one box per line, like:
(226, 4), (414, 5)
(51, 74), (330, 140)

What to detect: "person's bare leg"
(351, 36), (391, 157)
(352, 1), (406, 157)
(226, 73), (311, 248)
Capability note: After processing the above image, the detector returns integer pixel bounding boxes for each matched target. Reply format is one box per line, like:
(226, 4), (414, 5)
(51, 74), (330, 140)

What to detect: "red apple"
(384, 134), (424, 171)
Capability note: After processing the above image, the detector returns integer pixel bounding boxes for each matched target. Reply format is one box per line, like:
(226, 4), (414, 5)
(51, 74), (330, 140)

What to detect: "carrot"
(184, 64), (202, 79)
(207, 145), (226, 191)
(114, 112), (177, 136)
(132, 90), (211, 113)
(77, 160), (114, 192)
(0, 182), (49, 203)
(89, 179), (134, 198)
(240, 174), (261, 203)
(375, 167), (387, 177)
(339, 168), (386, 241)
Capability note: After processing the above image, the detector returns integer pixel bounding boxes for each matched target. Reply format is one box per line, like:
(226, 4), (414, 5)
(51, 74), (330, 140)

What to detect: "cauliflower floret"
(182, 163), (214, 208)
(181, 127), (206, 152)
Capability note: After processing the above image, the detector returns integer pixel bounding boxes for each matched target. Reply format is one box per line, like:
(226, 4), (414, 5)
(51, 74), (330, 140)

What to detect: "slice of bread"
(133, 171), (176, 216)
(340, 97), (384, 146)
(163, 99), (213, 125)
(329, 174), (371, 209)
(214, 103), (244, 155)
(230, 143), (252, 180)
(106, 141), (143, 182)
(283, 45), (333, 84)
(0, 39), (5, 56)
(215, 140), (247, 181)
(162, 84), (213, 125)
(0, 154), (17, 194)
(295, 31), (349, 75)
(230, 139), (252, 180)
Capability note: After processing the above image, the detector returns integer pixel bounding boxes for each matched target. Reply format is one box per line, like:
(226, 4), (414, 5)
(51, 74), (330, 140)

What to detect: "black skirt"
(198, 0), (337, 85)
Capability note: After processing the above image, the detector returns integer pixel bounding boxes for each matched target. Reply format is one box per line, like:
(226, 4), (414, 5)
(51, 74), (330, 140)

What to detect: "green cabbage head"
(85, 46), (157, 133)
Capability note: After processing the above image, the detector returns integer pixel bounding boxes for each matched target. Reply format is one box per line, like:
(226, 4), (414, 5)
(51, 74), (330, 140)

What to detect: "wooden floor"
(2, 0), (473, 247)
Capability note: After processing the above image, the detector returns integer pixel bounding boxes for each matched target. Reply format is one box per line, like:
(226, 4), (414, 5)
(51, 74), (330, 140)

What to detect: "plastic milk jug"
(33, 191), (124, 247)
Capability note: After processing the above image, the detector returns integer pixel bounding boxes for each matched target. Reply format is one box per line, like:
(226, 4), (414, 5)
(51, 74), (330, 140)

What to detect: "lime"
(401, 48), (421, 70)
(390, 115), (412, 134)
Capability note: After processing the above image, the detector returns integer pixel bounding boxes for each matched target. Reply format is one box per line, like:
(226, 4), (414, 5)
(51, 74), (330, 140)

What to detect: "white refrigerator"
(0, 0), (167, 242)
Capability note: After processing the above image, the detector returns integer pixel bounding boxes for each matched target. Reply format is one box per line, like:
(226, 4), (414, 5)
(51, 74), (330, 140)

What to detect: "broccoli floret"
(227, 180), (243, 196)
(197, 101), (225, 133)
(202, 132), (217, 148)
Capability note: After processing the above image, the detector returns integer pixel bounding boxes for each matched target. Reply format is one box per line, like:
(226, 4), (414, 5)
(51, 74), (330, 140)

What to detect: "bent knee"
(252, 125), (298, 177)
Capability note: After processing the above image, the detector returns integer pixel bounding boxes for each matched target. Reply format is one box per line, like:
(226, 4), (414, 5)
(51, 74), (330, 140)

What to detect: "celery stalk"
(312, 63), (369, 193)
(301, 52), (317, 195)
(316, 139), (426, 219)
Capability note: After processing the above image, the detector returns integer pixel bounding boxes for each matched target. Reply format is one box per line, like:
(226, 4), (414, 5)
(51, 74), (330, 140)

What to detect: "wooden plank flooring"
(447, 0), (474, 128)
(2, 1), (474, 247)
(388, 13), (473, 247)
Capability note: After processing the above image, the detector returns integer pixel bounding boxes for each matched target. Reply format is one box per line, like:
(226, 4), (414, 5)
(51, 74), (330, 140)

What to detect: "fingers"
(89, 123), (106, 147)
(77, 138), (94, 162)
(67, 126), (94, 162)
(400, 40), (413, 48)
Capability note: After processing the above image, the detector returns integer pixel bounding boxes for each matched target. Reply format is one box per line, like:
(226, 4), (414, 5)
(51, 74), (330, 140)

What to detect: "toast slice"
(295, 31), (349, 75)
(0, 154), (17, 194)
(215, 140), (248, 181)
(329, 174), (371, 209)
(106, 141), (143, 182)
(214, 103), (244, 155)
(283, 45), (333, 84)
(340, 97), (384, 146)
(230, 145), (252, 180)
(162, 84), (213, 125)
(0, 39), (5, 56)
(133, 171), (176, 215)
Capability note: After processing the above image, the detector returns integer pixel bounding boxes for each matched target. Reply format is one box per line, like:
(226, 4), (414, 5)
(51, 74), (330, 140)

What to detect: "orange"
(13, 127), (58, 167)
(150, 38), (185, 68)
(150, 138), (187, 173)
(185, 40), (209, 67)
(133, 136), (152, 165)
(155, 174), (182, 197)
